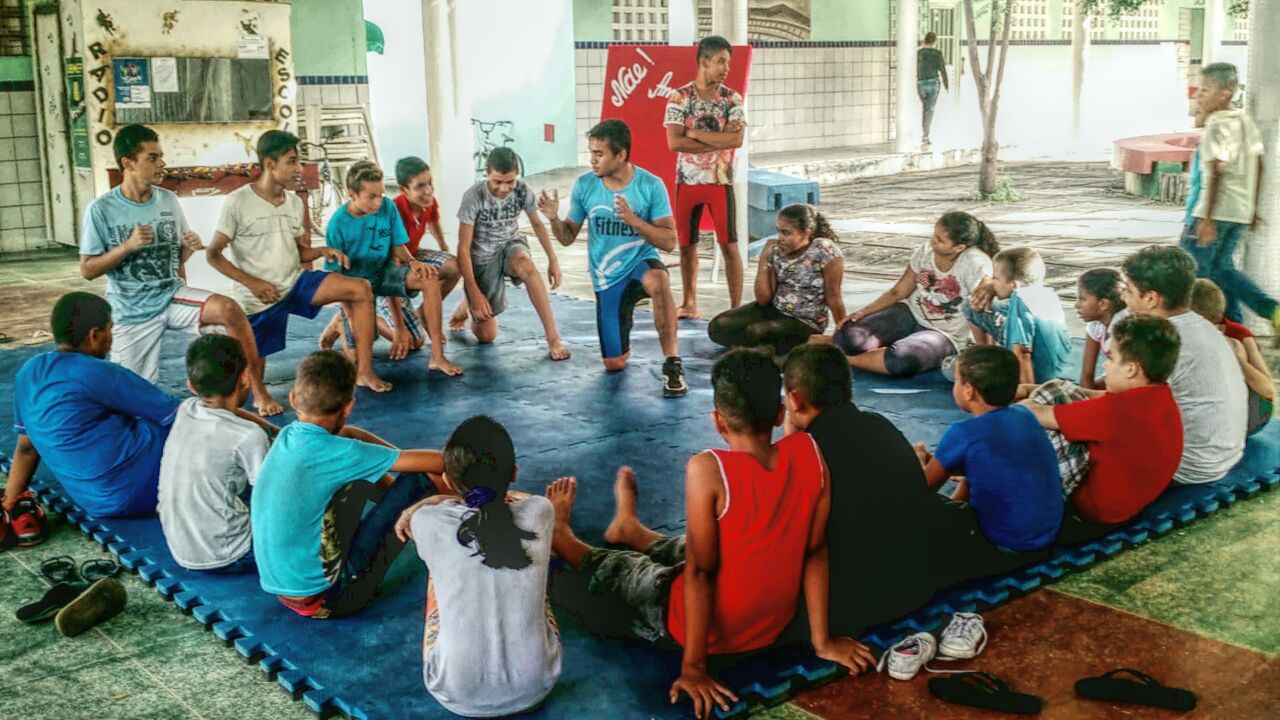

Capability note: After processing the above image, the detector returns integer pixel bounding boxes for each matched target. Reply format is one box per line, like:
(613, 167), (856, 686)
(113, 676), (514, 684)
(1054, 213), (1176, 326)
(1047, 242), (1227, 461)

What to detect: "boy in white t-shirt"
(206, 131), (394, 398)
(158, 335), (277, 572)
(1121, 246), (1246, 484)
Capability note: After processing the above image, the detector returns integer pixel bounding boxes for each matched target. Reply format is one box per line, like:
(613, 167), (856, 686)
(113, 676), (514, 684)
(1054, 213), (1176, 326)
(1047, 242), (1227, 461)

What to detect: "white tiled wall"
(0, 89), (52, 253)
(574, 46), (894, 165)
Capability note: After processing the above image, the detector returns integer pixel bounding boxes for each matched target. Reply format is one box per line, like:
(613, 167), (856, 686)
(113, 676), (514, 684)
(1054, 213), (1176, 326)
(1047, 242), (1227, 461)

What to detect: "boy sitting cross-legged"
(546, 348), (875, 720)
(916, 345), (1063, 579)
(158, 335), (278, 573)
(964, 247), (1071, 384)
(1020, 315), (1184, 543)
(252, 350), (446, 618)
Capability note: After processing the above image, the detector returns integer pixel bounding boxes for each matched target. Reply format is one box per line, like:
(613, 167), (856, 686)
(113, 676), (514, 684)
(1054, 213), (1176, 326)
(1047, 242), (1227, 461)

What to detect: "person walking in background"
(917, 32), (948, 146)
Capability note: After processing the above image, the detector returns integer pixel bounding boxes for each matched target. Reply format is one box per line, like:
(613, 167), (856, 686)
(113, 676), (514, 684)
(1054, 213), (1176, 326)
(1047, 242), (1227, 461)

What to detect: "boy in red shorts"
(664, 35), (746, 319)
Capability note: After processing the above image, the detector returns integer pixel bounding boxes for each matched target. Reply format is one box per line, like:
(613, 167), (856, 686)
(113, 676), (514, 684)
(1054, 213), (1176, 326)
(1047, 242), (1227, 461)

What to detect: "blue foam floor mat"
(6, 292), (1278, 719)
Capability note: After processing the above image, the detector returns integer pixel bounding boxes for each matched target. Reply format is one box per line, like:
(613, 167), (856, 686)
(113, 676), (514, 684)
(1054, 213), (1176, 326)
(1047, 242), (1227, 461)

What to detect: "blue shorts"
(596, 259), (663, 359)
(248, 270), (328, 356)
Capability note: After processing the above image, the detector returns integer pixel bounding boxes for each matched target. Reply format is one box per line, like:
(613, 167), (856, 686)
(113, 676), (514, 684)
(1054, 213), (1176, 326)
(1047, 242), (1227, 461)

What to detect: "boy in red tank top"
(546, 349), (874, 719)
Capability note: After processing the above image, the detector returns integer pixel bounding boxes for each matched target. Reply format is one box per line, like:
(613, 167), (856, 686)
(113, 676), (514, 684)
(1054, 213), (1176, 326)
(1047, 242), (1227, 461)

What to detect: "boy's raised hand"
(538, 189), (560, 221)
(814, 636), (878, 674)
(670, 668), (738, 720)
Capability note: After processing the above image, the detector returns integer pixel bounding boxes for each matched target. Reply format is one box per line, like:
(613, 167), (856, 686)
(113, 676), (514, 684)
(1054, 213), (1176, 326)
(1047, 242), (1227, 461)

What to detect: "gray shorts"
(367, 262), (416, 300)
(472, 240), (528, 316)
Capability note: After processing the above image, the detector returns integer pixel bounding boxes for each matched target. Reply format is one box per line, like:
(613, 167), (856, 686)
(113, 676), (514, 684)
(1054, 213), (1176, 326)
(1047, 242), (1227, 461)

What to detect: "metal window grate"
(0, 0), (28, 57)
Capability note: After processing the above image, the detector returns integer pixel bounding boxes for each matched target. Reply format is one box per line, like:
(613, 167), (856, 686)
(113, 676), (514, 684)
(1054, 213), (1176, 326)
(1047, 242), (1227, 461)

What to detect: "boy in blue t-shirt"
(318, 160), (461, 378)
(5, 292), (179, 524)
(251, 350), (447, 618)
(538, 120), (687, 397)
(964, 247), (1071, 384)
(917, 345), (1063, 554)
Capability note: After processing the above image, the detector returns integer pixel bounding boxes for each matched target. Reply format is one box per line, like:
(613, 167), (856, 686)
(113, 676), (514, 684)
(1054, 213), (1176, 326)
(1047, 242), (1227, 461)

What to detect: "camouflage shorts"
(1030, 379), (1092, 497)
(579, 535), (685, 644)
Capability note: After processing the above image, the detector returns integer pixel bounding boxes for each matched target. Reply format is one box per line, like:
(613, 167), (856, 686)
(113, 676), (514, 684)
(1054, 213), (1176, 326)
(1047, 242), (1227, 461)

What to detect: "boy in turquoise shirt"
(251, 350), (446, 618)
(319, 161), (461, 377)
(964, 247), (1071, 384)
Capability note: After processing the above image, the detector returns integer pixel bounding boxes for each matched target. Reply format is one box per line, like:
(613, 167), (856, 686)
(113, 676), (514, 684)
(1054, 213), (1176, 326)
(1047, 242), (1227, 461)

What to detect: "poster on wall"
(238, 33), (268, 59)
(64, 56), (91, 169)
(113, 57), (152, 109)
(152, 57), (179, 93)
(598, 44), (753, 221)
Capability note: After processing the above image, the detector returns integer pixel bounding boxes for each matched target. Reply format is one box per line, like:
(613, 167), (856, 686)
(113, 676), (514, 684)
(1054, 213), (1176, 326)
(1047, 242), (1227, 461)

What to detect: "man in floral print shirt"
(664, 35), (746, 320)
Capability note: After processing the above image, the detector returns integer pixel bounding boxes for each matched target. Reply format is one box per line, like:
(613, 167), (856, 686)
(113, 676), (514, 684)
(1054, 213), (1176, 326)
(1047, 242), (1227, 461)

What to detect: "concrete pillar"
(421, 0), (472, 237)
(1202, 0), (1224, 66)
(895, 0), (920, 152)
(1070, 2), (1090, 137)
(668, 0), (695, 46)
(711, 0), (749, 283)
(1244, 0), (1280, 314)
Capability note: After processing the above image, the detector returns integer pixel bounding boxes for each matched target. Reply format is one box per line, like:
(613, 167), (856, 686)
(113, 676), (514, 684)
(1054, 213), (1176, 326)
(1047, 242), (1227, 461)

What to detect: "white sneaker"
(937, 612), (988, 660)
(877, 632), (937, 681)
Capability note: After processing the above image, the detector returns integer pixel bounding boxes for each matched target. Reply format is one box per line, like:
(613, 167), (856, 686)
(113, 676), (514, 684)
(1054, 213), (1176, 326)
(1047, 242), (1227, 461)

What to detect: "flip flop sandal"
(0, 332), (13, 345)
(1075, 668), (1197, 711)
(15, 581), (89, 623)
(80, 558), (121, 582)
(55, 577), (128, 638)
(928, 671), (1042, 715)
(40, 555), (80, 584)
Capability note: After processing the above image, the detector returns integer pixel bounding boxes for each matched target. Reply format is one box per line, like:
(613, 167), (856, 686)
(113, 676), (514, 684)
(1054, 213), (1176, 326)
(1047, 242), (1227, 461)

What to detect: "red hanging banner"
(599, 44), (753, 219)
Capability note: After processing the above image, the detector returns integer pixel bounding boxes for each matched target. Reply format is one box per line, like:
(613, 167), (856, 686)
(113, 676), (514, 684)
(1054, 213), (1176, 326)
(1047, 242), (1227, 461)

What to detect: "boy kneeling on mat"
(546, 348), (874, 719)
(252, 350), (447, 618)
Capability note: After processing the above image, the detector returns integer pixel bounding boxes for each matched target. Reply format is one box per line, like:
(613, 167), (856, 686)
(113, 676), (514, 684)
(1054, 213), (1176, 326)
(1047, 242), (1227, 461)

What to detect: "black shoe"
(55, 578), (127, 637)
(663, 357), (688, 398)
(16, 581), (89, 623)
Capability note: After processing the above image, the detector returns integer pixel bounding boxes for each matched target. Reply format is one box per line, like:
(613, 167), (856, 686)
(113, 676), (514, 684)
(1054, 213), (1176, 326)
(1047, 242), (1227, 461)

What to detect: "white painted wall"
(945, 43), (1192, 160)
(364, 0), (432, 172)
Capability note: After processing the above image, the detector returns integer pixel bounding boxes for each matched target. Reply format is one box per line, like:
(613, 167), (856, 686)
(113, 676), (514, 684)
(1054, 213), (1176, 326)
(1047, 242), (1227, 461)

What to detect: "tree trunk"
(980, 125), (999, 196)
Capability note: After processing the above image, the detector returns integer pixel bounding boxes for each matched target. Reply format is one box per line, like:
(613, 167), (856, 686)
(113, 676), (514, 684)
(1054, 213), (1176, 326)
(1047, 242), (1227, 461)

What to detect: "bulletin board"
(112, 56), (274, 124)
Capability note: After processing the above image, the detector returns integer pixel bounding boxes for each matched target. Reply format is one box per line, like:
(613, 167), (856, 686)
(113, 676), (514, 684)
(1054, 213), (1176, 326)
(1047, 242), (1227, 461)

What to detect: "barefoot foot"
(676, 305), (701, 320)
(546, 476), (578, 525)
(357, 371), (393, 392)
(548, 340), (571, 361)
(253, 388), (284, 417)
(604, 467), (661, 549)
(448, 303), (469, 332)
(429, 354), (464, 377)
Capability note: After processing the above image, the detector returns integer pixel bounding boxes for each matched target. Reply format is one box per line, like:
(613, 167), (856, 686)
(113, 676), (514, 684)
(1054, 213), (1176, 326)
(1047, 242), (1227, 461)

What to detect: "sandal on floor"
(1075, 668), (1196, 711)
(55, 578), (127, 637)
(15, 581), (89, 623)
(928, 671), (1042, 715)
(80, 558), (121, 582)
(39, 556), (80, 584)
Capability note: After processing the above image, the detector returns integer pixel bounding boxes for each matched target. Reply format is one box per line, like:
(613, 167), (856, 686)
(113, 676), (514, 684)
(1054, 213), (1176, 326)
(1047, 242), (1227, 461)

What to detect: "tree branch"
(961, 0), (988, 119)
(992, 0), (1016, 116)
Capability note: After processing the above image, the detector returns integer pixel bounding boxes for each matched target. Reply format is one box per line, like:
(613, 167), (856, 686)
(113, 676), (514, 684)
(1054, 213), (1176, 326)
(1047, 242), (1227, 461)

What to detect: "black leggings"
(833, 303), (955, 376)
(708, 302), (816, 355)
(321, 472), (433, 617)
